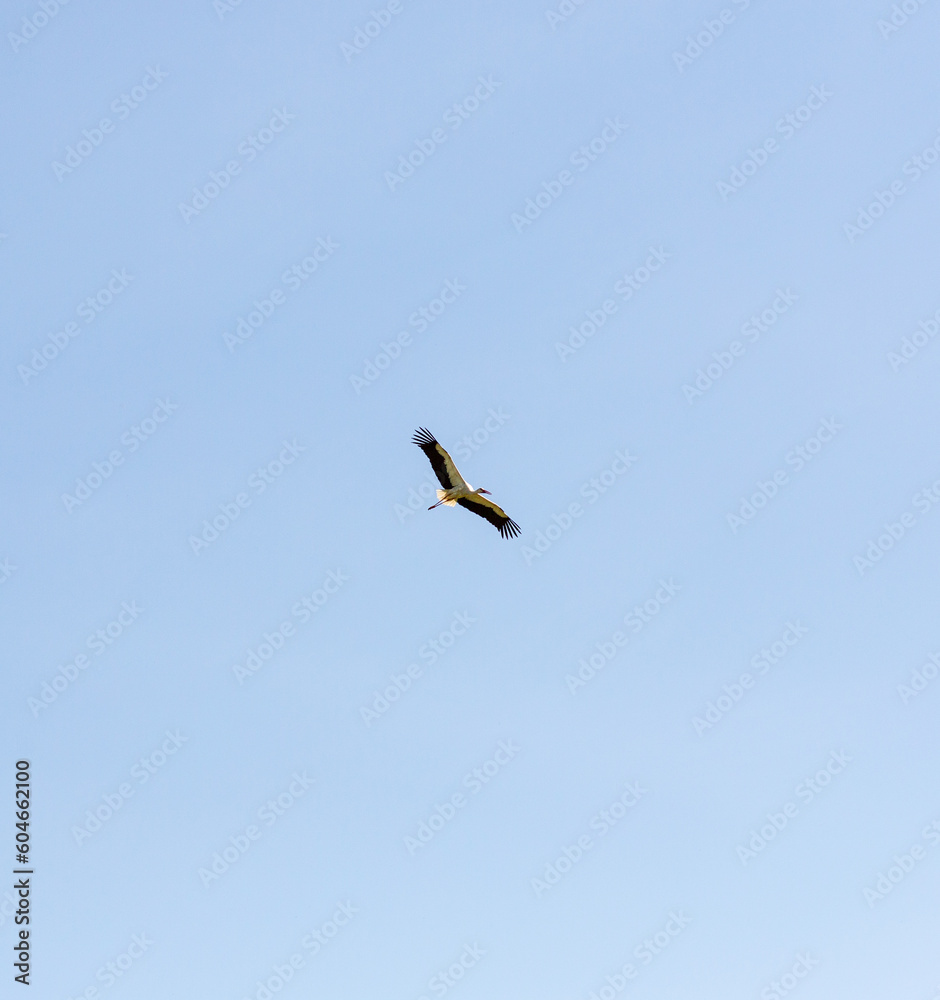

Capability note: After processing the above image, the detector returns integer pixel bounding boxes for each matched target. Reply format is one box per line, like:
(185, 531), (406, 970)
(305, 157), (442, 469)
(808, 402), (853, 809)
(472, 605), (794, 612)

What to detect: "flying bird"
(412, 427), (521, 539)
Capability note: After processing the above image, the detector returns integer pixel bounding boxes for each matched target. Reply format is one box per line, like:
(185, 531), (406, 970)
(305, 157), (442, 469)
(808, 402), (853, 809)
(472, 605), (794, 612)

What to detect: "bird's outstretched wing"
(412, 427), (466, 489)
(456, 495), (521, 539)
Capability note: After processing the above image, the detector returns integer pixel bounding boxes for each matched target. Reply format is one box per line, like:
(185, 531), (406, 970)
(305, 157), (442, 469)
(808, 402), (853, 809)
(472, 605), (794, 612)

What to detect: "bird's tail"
(436, 490), (457, 507)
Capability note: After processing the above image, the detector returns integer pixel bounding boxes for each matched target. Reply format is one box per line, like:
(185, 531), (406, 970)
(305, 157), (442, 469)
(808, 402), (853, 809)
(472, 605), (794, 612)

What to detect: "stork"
(412, 427), (521, 539)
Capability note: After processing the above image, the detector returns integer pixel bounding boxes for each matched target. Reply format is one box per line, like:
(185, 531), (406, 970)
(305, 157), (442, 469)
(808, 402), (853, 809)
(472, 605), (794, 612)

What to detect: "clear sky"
(4, 1), (940, 998)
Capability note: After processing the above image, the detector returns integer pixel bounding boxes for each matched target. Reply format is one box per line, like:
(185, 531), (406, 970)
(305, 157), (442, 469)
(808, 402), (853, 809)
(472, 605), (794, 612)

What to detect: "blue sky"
(3, 1), (940, 997)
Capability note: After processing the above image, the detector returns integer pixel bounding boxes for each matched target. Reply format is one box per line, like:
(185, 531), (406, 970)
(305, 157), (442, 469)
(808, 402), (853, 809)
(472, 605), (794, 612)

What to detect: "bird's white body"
(434, 482), (478, 506)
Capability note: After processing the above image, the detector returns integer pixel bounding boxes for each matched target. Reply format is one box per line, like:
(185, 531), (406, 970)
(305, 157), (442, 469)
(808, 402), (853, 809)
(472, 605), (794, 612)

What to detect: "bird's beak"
(479, 489), (491, 494)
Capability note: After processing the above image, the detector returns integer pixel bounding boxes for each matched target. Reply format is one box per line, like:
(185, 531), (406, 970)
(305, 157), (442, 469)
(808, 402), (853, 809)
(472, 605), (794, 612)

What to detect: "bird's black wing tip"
(412, 427), (436, 447)
(500, 519), (521, 539)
